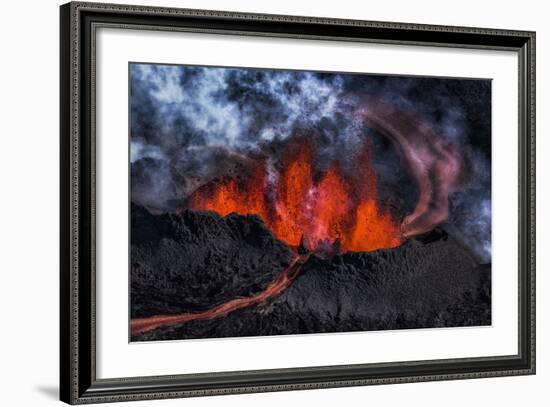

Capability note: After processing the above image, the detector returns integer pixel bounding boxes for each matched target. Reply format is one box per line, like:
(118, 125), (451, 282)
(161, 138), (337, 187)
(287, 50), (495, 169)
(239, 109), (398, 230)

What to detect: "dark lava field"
(130, 204), (491, 342)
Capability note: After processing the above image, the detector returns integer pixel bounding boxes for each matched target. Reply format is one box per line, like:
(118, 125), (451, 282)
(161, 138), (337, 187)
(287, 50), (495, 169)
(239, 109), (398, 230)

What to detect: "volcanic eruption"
(129, 63), (491, 341)
(188, 138), (402, 253)
(131, 99), (467, 336)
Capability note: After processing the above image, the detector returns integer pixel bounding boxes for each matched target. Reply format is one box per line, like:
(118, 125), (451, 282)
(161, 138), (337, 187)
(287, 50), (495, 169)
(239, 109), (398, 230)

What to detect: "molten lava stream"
(130, 253), (308, 336)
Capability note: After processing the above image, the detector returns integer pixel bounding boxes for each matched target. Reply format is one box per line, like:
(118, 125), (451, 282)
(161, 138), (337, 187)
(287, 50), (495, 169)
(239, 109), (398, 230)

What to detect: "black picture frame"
(60, 1), (536, 404)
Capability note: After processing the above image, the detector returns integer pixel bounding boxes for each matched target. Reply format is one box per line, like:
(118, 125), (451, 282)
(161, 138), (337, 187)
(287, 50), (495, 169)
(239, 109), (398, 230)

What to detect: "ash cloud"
(130, 63), (492, 261)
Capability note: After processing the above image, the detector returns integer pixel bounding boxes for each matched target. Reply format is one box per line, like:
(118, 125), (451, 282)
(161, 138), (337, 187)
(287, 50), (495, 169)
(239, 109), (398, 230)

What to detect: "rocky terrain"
(130, 204), (490, 342)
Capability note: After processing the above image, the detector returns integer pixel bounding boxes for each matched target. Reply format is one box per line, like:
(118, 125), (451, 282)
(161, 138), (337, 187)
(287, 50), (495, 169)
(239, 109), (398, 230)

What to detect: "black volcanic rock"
(130, 204), (293, 318)
(131, 206), (491, 341)
(273, 228), (488, 331)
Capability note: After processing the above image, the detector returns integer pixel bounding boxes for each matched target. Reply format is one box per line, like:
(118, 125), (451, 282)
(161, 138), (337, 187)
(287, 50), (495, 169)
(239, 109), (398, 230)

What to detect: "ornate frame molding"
(60, 2), (535, 404)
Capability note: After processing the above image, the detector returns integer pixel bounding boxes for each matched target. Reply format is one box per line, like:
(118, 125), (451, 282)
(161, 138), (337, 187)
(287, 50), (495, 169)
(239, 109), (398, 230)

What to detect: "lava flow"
(189, 140), (401, 252)
(131, 253), (309, 336)
(131, 142), (404, 336)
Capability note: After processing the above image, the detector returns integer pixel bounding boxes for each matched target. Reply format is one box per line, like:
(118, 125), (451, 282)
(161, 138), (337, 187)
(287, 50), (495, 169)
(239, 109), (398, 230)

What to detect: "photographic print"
(129, 63), (492, 342)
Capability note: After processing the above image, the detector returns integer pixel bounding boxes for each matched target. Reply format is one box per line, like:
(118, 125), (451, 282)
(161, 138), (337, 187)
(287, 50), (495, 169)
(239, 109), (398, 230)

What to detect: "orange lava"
(131, 254), (307, 336)
(190, 140), (401, 252)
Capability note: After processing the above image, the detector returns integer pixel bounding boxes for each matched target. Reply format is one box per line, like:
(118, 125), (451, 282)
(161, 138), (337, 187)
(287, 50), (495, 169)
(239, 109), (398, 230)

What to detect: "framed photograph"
(60, 1), (536, 404)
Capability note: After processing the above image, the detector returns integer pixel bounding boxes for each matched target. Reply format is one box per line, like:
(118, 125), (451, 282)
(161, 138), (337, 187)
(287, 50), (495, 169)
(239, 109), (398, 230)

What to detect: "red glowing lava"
(131, 254), (308, 336)
(189, 140), (401, 252)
